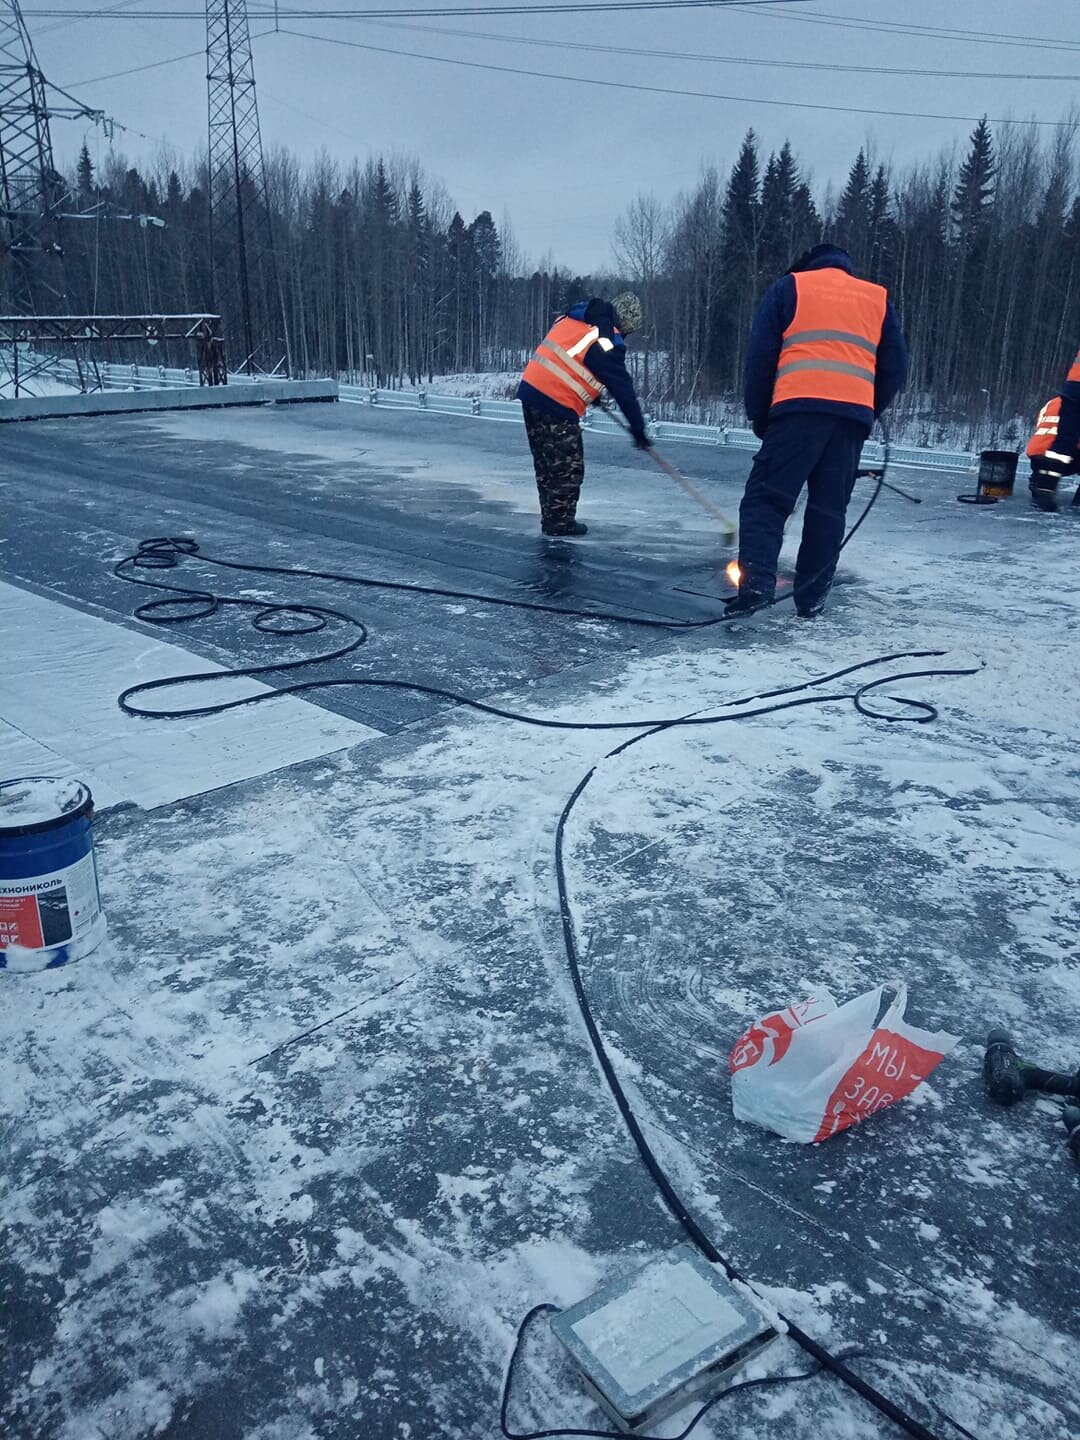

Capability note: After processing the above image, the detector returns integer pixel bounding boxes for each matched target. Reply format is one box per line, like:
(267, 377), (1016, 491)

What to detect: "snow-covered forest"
(59, 112), (1080, 435)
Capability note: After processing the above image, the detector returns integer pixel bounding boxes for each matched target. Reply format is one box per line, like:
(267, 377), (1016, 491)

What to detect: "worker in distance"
(518, 292), (652, 537)
(1025, 342), (1080, 511)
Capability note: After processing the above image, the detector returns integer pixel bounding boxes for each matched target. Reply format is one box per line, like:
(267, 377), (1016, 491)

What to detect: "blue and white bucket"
(0, 776), (107, 972)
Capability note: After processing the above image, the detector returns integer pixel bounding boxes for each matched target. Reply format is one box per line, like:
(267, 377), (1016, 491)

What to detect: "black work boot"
(724, 590), (771, 617)
(796, 601), (826, 619)
(542, 518), (588, 537)
(1030, 483), (1059, 513)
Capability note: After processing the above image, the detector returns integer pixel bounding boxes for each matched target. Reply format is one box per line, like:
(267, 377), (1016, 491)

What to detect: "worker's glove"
(632, 431), (654, 451)
(752, 418), (768, 441)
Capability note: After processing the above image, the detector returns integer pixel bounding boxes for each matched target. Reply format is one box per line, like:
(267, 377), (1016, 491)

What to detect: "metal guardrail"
(51, 359), (271, 392)
(340, 385), (976, 472)
(53, 362), (977, 472)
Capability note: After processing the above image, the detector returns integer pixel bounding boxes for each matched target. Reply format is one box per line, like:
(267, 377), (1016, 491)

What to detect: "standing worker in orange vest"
(726, 244), (909, 618)
(1025, 345), (1080, 511)
(518, 294), (652, 536)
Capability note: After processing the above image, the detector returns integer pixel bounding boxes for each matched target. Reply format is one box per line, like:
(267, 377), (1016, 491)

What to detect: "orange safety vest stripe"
(771, 270), (887, 413)
(1067, 348), (1080, 385)
(1026, 396), (1062, 458)
(521, 316), (605, 416)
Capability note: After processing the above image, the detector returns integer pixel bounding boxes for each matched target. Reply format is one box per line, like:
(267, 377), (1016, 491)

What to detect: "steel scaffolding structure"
(0, 313), (226, 391)
(206, 0), (287, 377)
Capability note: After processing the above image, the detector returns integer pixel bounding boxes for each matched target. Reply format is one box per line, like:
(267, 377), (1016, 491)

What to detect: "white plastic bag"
(729, 983), (959, 1144)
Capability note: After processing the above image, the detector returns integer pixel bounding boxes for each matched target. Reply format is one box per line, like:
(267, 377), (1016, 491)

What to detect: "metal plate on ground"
(550, 1245), (780, 1433)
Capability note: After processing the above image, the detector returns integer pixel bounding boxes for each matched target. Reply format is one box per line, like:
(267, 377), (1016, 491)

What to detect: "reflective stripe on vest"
(1067, 348), (1080, 385)
(521, 316), (605, 416)
(771, 270), (887, 413)
(1026, 396), (1061, 459)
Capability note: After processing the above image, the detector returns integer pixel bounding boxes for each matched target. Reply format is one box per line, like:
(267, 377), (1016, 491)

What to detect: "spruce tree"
(947, 118), (996, 398)
(759, 141), (806, 278)
(790, 181), (821, 261)
(709, 129), (760, 388)
(952, 117), (995, 246)
(867, 164), (896, 284)
(721, 130), (760, 276)
(165, 171), (184, 213)
(835, 149), (871, 269)
(76, 143), (95, 198)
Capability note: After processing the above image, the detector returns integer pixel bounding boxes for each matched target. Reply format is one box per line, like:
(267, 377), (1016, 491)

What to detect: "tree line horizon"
(56, 113), (1080, 444)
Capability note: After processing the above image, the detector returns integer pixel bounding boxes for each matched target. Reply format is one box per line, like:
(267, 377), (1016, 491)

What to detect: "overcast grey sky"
(25, 0), (1076, 273)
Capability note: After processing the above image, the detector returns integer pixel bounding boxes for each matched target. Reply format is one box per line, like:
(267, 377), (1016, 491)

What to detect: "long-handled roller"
(597, 400), (738, 542)
(645, 444), (738, 541)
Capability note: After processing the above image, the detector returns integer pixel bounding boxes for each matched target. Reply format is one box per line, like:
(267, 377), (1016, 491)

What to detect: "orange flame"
(725, 560), (742, 588)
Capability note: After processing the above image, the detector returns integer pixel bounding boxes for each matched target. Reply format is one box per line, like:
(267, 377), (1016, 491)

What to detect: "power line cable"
(66, 32), (273, 89)
(277, 27), (1078, 128)
(21, 0), (1078, 52)
(308, 13), (1080, 83)
(61, 32), (352, 149)
(57, 11), (1076, 114)
(34, 0), (146, 39)
(745, 4), (1080, 54)
(64, 47), (212, 86)
(23, 1), (815, 18)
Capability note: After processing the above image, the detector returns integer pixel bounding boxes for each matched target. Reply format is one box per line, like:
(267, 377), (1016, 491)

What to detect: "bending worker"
(727, 243), (909, 618)
(518, 293), (651, 537)
(1026, 344), (1080, 511)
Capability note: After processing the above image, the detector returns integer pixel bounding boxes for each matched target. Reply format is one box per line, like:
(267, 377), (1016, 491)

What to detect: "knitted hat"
(790, 243), (852, 273)
(611, 292), (643, 336)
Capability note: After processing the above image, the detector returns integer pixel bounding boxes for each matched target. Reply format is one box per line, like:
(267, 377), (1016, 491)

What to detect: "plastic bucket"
(978, 450), (1019, 499)
(0, 776), (107, 972)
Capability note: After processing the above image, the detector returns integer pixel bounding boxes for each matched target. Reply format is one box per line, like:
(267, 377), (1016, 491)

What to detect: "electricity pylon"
(206, 0), (288, 376)
(0, 0), (68, 314)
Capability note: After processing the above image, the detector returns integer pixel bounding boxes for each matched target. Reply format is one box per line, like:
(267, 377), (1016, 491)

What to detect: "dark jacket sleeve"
(744, 275), (794, 432)
(584, 337), (646, 438)
(874, 301), (910, 417)
(1056, 353), (1080, 457)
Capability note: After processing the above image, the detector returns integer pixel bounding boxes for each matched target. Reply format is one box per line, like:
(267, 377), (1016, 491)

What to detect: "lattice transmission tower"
(0, 0), (67, 314)
(206, 0), (288, 376)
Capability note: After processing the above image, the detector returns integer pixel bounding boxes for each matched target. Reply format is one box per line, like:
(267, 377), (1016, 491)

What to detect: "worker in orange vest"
(727, 244), (909, 618)
(518, 293), (651, 536)
(1026, 345), (1080, 511)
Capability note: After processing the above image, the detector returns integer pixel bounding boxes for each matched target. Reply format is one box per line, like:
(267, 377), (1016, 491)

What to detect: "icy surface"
(0, 403), (1077, 1440)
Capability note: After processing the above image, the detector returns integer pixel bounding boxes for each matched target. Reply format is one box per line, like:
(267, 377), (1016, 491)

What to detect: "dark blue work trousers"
(737, 411), (867, 612)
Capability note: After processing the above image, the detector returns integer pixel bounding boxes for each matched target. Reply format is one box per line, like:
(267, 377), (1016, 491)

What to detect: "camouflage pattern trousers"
(522, 404), (585, 524)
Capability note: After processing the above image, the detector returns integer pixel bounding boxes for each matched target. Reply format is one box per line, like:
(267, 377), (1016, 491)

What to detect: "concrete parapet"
(0, 378), (337, 424)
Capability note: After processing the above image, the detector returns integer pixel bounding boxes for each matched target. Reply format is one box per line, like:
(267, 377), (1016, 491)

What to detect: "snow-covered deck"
(1, 403), (1076, 1439)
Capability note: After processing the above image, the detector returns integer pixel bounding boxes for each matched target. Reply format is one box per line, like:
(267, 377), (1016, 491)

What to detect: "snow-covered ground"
(0, 402), (1076, 1439)
(0, 348), (84, 398)
(387, 369), (523, 400)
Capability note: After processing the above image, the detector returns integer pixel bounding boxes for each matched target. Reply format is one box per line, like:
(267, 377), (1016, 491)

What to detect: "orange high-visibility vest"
(771, 269), (887, 414)
(1026, 396), (1062, 459)
(521, 316), (609, 416)
(1067, 348), (1080, 385)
